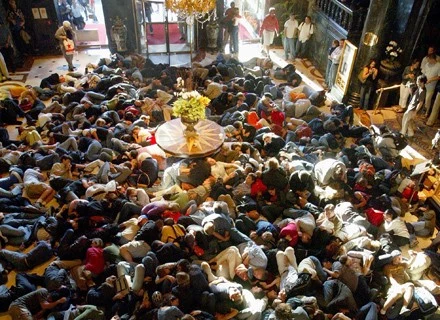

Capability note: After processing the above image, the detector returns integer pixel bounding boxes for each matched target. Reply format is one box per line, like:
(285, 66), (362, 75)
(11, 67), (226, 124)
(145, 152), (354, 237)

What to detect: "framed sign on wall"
(335, 40), (358, 95)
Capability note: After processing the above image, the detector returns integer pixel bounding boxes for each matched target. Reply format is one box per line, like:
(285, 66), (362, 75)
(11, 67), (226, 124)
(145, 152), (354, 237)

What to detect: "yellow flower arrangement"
(165, 0), (216, 16)
(172, 91), (210, 121)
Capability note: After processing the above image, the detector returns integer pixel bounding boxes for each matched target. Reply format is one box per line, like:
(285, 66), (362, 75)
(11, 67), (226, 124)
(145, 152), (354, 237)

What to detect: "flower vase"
(379, 59), (402, 81)
(181, 116), (199, 139)
(206, 21), (219, 50)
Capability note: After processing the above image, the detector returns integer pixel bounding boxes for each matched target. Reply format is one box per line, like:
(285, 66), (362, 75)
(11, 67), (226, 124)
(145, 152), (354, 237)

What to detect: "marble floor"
(0, 43), (438, 319)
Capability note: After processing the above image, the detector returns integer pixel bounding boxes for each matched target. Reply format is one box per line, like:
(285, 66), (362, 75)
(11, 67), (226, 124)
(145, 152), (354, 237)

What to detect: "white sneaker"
(399, 307), (411, 316)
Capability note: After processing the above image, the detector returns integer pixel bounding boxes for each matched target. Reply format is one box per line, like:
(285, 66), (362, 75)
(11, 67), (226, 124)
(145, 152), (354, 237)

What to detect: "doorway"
(135, 0), (194, 66)
(54, 0), (108, 46)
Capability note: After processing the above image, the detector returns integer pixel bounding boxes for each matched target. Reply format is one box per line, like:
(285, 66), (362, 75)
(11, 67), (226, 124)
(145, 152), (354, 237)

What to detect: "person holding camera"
(358, 59), (378, 110)
(398, 59), (420, 112)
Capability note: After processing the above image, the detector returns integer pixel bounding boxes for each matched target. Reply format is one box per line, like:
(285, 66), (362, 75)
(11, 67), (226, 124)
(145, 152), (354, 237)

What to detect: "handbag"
(63, 39), (75, 55)
(115, 275), (130, 294)
(358, 69), (366, 84)
(20, 29), (31, 44)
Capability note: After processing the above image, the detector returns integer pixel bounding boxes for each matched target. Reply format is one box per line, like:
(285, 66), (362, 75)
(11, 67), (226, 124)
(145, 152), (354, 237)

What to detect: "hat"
(156, 90), (173, 104)
(63, 21), (72, 29)
(247, 267), (268, 281)
(391, 250), (402, 258)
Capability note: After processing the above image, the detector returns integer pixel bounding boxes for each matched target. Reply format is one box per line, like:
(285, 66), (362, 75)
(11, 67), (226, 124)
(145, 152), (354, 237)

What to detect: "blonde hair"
(267, 157), (279, 170)
(92, 238), (104, 248)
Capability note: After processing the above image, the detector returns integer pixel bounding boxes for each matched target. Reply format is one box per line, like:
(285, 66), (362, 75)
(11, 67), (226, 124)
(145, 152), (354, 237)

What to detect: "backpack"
(414, 287), (438, 315)
(18, 152), (36, 167)
(385, 132), (408, 150)
(284, 272), (312, 298)
(127, 172), (150, 188)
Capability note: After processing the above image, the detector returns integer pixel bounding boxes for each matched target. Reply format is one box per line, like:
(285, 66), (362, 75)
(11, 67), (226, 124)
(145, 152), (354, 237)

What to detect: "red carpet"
(82, 23), (108, 46)
(146, 23), (186, 45)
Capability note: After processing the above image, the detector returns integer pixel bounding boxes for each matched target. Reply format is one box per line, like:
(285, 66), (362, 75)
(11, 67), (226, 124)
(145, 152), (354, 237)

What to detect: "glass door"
(135, 0), (194, 66)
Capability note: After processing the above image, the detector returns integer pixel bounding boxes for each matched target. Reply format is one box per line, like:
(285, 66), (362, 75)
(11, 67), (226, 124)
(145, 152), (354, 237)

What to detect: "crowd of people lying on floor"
(0, 51), (439, 320)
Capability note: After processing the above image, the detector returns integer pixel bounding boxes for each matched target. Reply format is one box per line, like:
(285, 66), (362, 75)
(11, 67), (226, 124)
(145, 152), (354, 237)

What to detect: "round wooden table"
(155, 118), (225, 158)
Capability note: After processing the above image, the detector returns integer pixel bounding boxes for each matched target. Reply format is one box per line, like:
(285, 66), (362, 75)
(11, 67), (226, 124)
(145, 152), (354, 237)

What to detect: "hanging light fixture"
(165, 0), (216, 24)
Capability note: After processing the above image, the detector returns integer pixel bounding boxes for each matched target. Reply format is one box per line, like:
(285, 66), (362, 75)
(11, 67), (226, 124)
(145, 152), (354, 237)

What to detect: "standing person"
(0, 52), (10, 82)
(422, 53), (440, 119)
(55, 21), (76, 71)
(259, 7), (279, 58)
(0, 25), (15, 73)
(358, 59), (378, 110)
(178, 16), (186, 41)
(57, 0), (72, 23)
(325, 40), (339, 88)
(283, 13), (299, 60)
(421, 46), (440, 71)
(71, 0), (86, 30)
(296, 16), (314, 59)
(398, 59), (420, 112)
(230, 7), (241, 54)
(7, 0), (31, 55)
(222, 2), (237, 53)
(401, 75), (427, 138)
(144, 1), (154, 34)
(328, 39), (345, 89)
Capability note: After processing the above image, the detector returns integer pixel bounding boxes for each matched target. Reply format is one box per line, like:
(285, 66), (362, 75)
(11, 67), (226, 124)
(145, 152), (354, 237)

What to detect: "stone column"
(346, 0), (396, 106)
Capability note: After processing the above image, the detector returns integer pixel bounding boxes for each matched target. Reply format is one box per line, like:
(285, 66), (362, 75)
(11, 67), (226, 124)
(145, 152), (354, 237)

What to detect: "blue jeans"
(325, 59), (332, 85)
(296, 40), (310, 58)
(0, 249), (28, 270)
(85, 140), (103, 161)
(230, 26), (239, 53)
(0, 175), (19, 190)
(360, 84), (373, 110)
(356, 302), (378, 320)
(309, 256), (327, 282)
(329, 63), (339, 88)
(284, 37), (296, 59)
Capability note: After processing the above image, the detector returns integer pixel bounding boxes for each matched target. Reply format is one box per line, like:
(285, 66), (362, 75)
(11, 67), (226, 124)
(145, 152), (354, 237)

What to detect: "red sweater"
(84, 247), (105, 275)
(280, 221), (299, 247)
(260, 14), (279, 35)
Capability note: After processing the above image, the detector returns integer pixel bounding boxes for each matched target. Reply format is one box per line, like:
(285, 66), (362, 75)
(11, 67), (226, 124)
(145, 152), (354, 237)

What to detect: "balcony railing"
(316, 0), (367, 34)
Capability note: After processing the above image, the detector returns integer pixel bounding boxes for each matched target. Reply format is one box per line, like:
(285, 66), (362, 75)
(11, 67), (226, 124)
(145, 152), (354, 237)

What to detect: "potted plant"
(380, 40), (403, 80)
(172, 91), (210, 137)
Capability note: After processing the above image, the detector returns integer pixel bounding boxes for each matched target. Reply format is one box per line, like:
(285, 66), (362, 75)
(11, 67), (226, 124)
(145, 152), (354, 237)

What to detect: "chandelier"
(165, 0), (216, 24)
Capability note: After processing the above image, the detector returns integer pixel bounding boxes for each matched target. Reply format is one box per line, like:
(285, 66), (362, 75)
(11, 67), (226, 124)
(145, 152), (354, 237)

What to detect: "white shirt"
(284, 18), (299, 39)
(23, 168), (43, 185)
(421, 54), (440, 71)
(384, 217), (410, 239)
(121, 217), (140, 241)
(298, 22), (313, 43)
(71, 4), (83, 18)
(421, 60), (440, 91)
(330, 45), (343, 64)
(211, 162), (228, 180)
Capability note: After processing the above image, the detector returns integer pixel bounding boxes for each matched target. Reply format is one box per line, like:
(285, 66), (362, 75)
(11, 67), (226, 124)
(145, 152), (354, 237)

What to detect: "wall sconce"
(363, 32), (378, 47)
